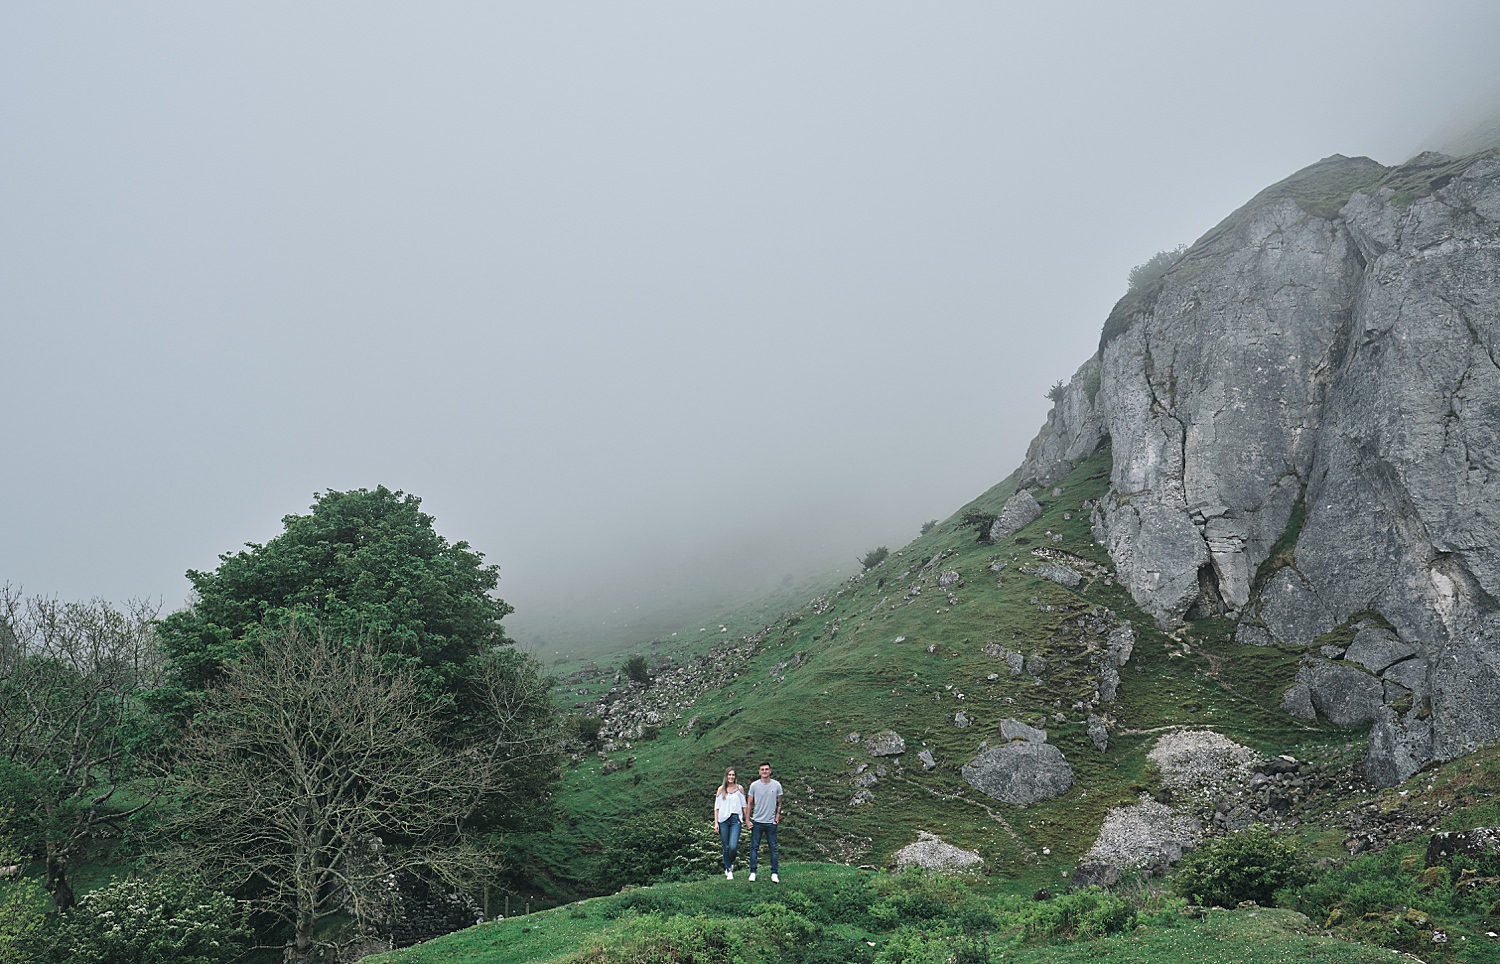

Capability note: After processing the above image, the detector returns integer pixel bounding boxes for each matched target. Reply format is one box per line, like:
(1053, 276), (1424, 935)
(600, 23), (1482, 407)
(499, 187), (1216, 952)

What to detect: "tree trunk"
(44, 849), (74, 911)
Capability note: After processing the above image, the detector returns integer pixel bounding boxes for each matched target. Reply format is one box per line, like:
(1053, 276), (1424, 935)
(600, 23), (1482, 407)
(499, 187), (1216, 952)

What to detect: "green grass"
(365, 865), (1419, 964)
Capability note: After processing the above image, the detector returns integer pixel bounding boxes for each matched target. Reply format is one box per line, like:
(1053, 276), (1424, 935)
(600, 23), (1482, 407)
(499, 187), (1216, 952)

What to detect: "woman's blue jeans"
(718, 814), (742, 871)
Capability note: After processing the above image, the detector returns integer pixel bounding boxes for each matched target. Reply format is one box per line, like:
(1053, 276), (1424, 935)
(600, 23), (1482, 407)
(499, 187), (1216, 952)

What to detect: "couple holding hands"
(712, 762), (781, 881)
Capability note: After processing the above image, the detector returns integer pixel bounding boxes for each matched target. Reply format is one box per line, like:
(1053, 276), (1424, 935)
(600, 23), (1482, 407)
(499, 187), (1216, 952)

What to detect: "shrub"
(575, 713), (604, 747)
(1126, 245), (1185, 292)
(45, 876), (250, 964)
(920, 520), (937, 536)
(566, 912), (734, 963)
(956, 509), (996, 544)
(601, 809), (718, 890)
(1010, 887), (1138, 942)
(0, 833), (48, 964)
(1046, 379), (1065, 402)
(622, 654), (650, 686)
(872, 925), (943, 964)
(748, 901), (823, 952)
(859, 547), (890, 571)
(1171, 824), (1310, 908)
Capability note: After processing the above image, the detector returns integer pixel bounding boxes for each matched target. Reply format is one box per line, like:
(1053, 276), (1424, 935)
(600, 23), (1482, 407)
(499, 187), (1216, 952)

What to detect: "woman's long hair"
(716, 767), (739, 797)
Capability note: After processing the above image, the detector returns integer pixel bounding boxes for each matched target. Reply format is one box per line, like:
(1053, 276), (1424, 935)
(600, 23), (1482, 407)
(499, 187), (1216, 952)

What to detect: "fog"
(4, 3), (1498, 658)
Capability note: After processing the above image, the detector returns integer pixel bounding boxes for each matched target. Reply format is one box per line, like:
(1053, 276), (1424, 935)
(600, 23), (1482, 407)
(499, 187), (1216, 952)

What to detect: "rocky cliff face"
(1020, 149), (1500, 786)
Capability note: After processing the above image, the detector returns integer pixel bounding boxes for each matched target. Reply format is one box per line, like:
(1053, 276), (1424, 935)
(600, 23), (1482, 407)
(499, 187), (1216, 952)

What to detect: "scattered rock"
(864, 730), (906, 757)
(999, 718), (1047, 743)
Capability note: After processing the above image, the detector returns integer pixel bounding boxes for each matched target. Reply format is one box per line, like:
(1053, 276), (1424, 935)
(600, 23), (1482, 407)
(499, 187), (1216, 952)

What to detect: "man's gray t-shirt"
(748, 778), (783, 823)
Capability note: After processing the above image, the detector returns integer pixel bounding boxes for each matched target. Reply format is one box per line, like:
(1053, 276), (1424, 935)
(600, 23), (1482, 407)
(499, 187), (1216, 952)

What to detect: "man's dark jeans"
(748, 820), (778, 873)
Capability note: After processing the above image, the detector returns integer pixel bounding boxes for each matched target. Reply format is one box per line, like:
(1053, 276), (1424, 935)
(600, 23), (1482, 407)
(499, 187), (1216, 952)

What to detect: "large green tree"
(153, 484), (560, 846)
(155, 486), (513, 715)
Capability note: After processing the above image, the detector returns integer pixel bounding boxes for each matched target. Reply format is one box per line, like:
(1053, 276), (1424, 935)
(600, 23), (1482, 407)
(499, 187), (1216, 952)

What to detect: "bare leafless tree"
(0, 586), (162, 910)
(157, 623), (527, 964)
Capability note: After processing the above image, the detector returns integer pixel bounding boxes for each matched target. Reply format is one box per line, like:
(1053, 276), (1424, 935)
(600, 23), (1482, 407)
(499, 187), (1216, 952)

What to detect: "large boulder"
(961, 742), (1074, 806)
(989, 491), (1043, 544)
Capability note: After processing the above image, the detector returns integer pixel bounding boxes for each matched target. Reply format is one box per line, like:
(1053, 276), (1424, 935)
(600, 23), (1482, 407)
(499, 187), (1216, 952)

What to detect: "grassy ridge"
(502, 447), (1354, 902)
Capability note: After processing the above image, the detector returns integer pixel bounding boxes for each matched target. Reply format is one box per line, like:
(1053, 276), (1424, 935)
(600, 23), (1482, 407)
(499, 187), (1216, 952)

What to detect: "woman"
(712, 767), (749, 879)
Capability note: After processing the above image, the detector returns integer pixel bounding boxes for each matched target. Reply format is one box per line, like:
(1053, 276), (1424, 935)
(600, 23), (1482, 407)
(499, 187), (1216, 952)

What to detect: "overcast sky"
(4, 2), (1499, 654)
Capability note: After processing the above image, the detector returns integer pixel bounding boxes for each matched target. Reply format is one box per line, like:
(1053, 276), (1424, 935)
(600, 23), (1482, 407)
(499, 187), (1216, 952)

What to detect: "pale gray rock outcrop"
(961, 741), (1074, 806)
(1087, 714), (1109, 751)
(1026, 561), (1083, 588)
(1016, 149), (1500, 785)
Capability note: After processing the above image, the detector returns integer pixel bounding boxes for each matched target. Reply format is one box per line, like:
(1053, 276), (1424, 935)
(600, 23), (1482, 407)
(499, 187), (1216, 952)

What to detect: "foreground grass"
(367, 863), (1418, 964)
(990, 907), (1416, 964)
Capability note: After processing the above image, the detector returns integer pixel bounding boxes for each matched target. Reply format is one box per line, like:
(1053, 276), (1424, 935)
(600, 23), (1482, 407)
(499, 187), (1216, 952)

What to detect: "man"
(745, 761), (783, 882)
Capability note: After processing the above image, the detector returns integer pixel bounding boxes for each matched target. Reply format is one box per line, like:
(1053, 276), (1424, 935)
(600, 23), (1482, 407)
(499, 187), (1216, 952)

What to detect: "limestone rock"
(1426, 828), (1500, 868)
(961, 742), (1074, 806)
(864, 730), (906, 757)
(1088, 714), (1109, 751)
(1280, 682), (1317, 721)
(989, 491), (1043, 544)
(1344, 625), (1419, 674)
(1015, 150), (1500, 784)
(999, 718), (1047, 743)
(1069, 861), (1121, 890)
(1028, 561), (1083, 588)
(1297, 659), (1383, 726)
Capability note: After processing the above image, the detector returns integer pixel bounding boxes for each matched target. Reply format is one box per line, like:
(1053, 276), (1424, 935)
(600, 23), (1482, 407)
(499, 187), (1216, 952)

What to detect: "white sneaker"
(748, 872), (756, 881)
(725, 870), (733, 880)
(771, 873), (780, 883)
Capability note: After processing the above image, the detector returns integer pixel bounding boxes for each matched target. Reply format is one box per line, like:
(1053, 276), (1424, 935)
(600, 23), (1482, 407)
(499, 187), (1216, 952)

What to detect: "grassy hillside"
(359, 441), (1500, 962)
(495, 446), (1357, 905)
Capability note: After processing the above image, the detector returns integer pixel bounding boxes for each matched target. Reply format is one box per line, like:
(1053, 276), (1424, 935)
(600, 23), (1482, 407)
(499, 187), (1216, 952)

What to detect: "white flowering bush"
(48, 877), (250, 964)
